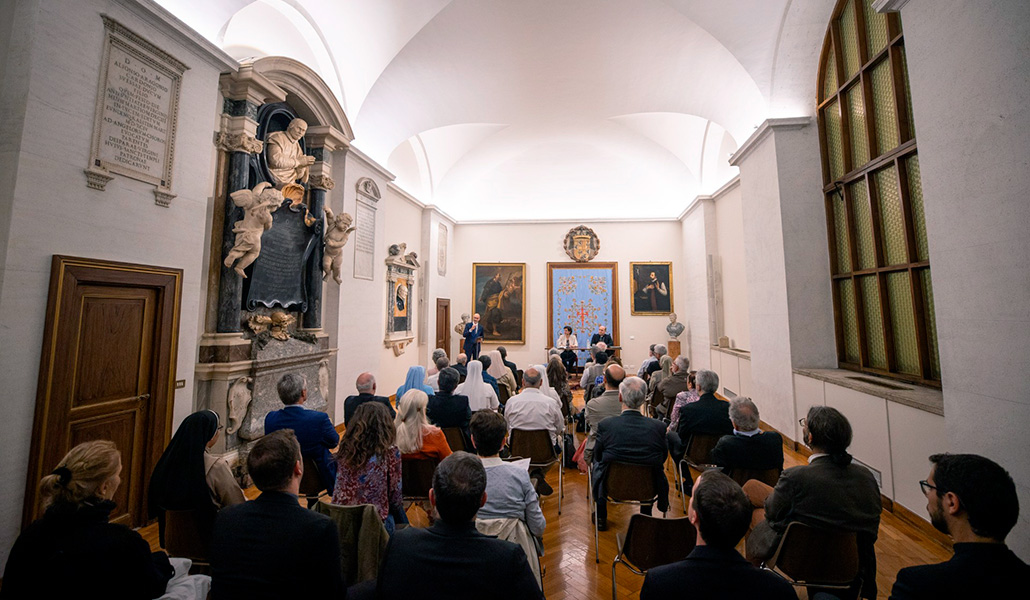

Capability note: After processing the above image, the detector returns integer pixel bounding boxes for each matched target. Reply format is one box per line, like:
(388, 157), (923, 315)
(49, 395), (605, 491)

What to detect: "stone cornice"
(729, 117), (811, 167)
(872, 0), (912, 13)
(219, 65), (287, 106)
(305, 125), (350, 152)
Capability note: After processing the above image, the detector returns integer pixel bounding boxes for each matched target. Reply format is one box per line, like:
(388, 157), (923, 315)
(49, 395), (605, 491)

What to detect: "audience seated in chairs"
(452, 353), (468, 380)
(710, 396), (784, 480)
(744, 405), (881, 599)
(469, 409), (547, 587)
(646, 354), (672, 410)
(456, 360), (499, 412)
(584, 364), (626, 463)
(209, 430), (344, 599)
(343, 372), (395, 425)
(485, 350), (518, 403)
(427, 348), (447, 376)
(637, 343), (658, 379)
(426, 355), (449, 392)
(591, 376), (669, 532)
(2, 441), (181, 599)
(376, 452), (544, 600)
(504, 367), (565, 496)
(498, 345), (521, 388)
(264, 373), (340, 494)
(546, 355), (574, 418)
(668, 369), (732, 487)
(640, 471), (797, 600)
(148, 410), (245, 548)
(396, 365), (434, 399)
(395, 389), (453, 462)
(429, 367), (473, 445)
(890, 453), (1029, 599)
(579, 346), (605, 391)
(477, 355), (501, 397)
(665, 372), (698, 431)
(332, 402), (407, 535)
(657, 355), (691, 418)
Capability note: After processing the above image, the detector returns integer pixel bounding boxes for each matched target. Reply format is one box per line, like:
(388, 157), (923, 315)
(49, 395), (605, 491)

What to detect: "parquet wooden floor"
(139, 389), (952, 599)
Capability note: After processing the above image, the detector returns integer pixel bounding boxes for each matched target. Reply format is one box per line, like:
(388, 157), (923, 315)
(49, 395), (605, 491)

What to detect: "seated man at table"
(641, 471), (797, 600)
(376, 452), (543, 600)
(591, 376), (668, 531)
(710, 396), (783, 477)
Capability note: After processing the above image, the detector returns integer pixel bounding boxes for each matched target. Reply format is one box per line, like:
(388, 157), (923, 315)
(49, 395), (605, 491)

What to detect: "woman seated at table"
(148, 410), (245, 546)
(2, 441), (175, 598)
(395, 389), (452, 461)
(332, 402), (407, 534)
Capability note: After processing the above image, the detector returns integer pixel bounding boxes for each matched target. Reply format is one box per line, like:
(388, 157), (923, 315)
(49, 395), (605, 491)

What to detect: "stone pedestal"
(667, 340), (681, 360)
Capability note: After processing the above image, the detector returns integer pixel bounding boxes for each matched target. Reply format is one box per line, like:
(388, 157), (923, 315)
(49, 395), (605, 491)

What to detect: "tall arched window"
(818, 0), (940, 386)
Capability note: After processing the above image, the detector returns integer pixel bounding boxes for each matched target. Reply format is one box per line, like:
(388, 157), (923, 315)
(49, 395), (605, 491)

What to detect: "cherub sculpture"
(223, 182), (283, 278)
(322, 206), (356, 284)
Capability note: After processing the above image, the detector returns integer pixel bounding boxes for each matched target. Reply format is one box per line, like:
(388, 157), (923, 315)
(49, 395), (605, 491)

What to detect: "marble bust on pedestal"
(666, 312), (685, 339)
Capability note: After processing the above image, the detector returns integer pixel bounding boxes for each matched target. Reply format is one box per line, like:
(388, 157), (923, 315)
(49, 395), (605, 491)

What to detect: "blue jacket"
(265, 405), (339, 492)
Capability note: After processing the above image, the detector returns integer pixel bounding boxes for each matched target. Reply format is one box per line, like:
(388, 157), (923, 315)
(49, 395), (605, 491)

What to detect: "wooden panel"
(73, 291), (154, 408)
(435, 298), (450, 356)
(69, 410), (144, 525)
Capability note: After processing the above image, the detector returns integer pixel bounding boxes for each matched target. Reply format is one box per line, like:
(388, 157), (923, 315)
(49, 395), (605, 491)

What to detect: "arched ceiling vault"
(155, 0), (835, 221)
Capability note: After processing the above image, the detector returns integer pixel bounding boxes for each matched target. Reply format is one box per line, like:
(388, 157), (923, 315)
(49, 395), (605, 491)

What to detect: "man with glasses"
(889, 454), (1028, 599)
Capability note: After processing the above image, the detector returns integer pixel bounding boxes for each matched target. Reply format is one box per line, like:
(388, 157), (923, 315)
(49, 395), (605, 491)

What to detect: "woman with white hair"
(456, 360), (499, 411)
(395, 389), (452, 461)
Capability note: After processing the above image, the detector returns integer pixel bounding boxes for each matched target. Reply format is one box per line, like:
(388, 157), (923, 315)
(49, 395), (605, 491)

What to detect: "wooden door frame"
(23, 255), (183, 528)
(436, 298), (451, 357)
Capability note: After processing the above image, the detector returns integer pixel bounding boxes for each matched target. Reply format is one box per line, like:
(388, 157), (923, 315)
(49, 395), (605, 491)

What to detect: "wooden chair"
(508, 429), (563, 515)
(441, 426), (469, 453)
(675, 433), (723, 512)
(726, 466), (782, 488)
(299, 456), (328, 507)
(401, 457), (438, 519)
(762, 521), (861, 594)
(611, 514), (695, 600)
(588, 461), (664, 563)
(498, 381), (512, 405)
(164, 509), (211, 567)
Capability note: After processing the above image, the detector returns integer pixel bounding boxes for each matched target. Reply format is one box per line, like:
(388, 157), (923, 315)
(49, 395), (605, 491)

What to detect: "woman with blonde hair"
(332, 402), (406, 534)
(2, 441), (175, 598)
(395, 389), (452, 461)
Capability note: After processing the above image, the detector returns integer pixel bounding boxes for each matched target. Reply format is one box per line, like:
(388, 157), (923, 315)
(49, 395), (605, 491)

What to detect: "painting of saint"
(472, 263), (525, 343)
(631, 262), (673, 315)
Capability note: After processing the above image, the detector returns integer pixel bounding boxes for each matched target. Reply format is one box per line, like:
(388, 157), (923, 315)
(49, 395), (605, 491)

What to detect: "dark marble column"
(216, 150), (251, 333)
(303, 184), (327, 329)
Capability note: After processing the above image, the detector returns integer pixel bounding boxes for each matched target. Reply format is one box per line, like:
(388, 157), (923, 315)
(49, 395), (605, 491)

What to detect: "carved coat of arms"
(563, 225), (600, 262)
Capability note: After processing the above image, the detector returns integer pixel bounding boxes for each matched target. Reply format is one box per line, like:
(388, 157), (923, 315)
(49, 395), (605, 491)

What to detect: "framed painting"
(630, 261), (673, 315)
(547, 262), (618, 365)
(472, 263), (526, 344)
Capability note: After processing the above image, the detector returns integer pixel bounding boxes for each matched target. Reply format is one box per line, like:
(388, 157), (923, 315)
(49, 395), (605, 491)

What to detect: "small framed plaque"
(85, 16), (188, 206)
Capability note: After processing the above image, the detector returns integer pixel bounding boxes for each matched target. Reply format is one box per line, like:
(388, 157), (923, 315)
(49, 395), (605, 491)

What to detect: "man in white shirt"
(504, 367), (564, 495)
(426, 355), (449, 392)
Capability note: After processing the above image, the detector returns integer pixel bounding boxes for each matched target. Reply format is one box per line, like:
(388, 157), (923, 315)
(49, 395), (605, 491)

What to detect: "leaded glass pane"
(919, 269), (941, 380)
(832, 194), (852, 274)
(823, 46), (839, 101)
(905, 154), (929, 261)
(863, 0), (889, 56)
(839, 278), (860, 363)
(871, 59), (899, 155)
(848, 84), (869, 168)
(824, 101), (845, 181)
(873, 166), (907, 265)
(887, 272), (920, 375)
(839, 0), (861, 79)
(859, 275), (887, 369)
(900, 46), (916, 140)
(850, 179), (876, 270)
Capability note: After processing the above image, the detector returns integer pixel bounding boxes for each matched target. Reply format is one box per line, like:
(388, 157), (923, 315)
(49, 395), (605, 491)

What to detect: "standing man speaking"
(463, 313), (484, 360)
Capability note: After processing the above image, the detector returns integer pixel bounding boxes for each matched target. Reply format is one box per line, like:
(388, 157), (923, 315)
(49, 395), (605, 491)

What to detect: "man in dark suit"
(744, 405), (881, 599)
(342, 372), (395, 424)
(890, 453), (1028, 599)
(710, 396), (783, 475)
(377, 452), (542, 599)
(497, 345), (521, 388)
(641, 471), (797, 599)
(462, 313), (483, 360)
(590, 324), (613, 347)
(264, 373), (339, 492)
(210, 430), (344, 599)
(427, 368), (472, 444)
(670, 369), (732, 479)
(591, 376), (669, 531)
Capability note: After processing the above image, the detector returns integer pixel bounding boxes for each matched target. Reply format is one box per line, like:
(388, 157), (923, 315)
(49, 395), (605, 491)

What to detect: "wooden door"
(24, 256), (182, 528)
(436, 298), (451, 357)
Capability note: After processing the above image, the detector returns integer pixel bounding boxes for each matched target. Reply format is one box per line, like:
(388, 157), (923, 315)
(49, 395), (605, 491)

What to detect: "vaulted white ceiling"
(156, 0), (834, 221)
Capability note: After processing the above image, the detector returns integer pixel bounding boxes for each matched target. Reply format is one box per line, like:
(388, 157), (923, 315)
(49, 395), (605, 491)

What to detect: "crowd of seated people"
(5, 347), (1028, 600)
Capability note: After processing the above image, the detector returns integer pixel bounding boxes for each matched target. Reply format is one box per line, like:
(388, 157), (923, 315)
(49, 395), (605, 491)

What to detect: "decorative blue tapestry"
(547, 263), (618, 365)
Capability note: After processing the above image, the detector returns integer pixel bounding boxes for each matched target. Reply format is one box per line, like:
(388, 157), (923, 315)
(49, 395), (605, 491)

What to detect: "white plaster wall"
(681, 205), (712, 369)
(888, 401), (946, 517)
(0, 0), (227, 566)
(902, 0), (1030, 558)
(738, 357), (752, 398)
(378, 187), (424, 392)
(416, 207), (457, 365)
(713, 183), (750, 350)
(791, 373), (826, 441)
(451, 221), (683, 374)
(824, 384), (893, 498)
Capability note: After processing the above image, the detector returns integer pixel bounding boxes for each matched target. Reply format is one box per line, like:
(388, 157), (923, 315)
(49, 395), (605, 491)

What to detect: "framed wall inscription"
(353, 178), (380, 280)
(472, 263), (525, 344)
(84, 16), (187, 207)
(630, 261), (673, 315)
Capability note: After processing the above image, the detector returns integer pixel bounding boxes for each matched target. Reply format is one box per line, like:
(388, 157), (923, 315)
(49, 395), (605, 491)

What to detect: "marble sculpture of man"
(266, 118), (315, 188)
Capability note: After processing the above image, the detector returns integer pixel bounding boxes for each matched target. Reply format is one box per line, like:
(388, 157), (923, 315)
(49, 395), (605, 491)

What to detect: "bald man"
(343, 373), (395, 424)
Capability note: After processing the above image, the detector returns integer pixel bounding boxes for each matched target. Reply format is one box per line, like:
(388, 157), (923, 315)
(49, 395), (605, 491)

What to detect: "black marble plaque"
(245, 200), (317, 311)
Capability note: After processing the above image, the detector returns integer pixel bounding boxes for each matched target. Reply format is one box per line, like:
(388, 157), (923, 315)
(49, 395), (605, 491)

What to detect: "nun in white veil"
(534, 364), (562, 407)
(456, 359), (498, 411)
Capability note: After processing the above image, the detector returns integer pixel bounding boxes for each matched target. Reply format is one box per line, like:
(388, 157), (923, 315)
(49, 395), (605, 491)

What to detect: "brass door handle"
(136, 393), (151, 401)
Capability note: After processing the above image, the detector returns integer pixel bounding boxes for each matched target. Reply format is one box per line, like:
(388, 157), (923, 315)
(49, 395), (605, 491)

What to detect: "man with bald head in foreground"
(343, 372), (395, 424)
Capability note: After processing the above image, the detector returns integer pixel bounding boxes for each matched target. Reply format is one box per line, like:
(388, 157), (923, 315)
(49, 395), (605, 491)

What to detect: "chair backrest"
(164, 509), (211, 562)
(299, 456), (325, 496)
(314, 499), (389, 585)
(606, 462), (659, 503)
(498, 382), (512, 405)
(621, 514), (696, 570)
(401, 457), (438, 499)
(442, 427), (468, 453)
(508, 429), (557, 466)
(684, 433), (723, 467)
(767, 521), (860, 586)
(727, 466), (782, 488)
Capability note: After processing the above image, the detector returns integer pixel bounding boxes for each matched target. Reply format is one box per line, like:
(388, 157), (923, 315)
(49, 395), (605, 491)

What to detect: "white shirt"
(504, 388), (565, 444)
(556, 333), (578, 350)
(426, 372), (441, 392)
